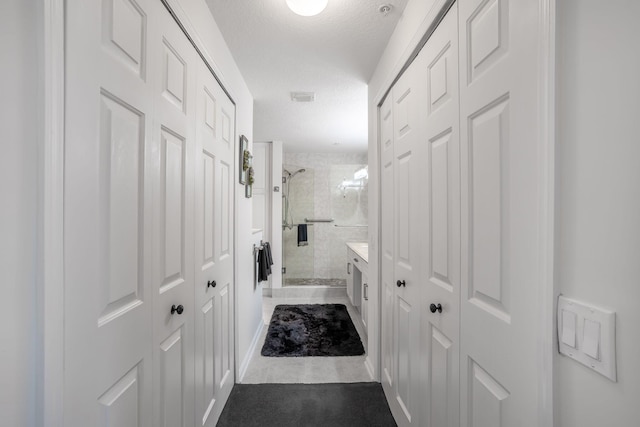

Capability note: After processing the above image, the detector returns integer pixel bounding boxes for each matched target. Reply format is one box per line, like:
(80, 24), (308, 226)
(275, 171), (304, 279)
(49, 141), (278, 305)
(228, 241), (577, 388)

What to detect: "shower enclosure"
(282, 160), (368, 287)
(282, 165), (315, 283)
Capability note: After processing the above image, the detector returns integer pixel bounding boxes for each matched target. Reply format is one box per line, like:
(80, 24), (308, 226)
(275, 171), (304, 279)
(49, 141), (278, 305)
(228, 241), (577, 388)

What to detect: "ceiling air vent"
(290, 92), (316, 102)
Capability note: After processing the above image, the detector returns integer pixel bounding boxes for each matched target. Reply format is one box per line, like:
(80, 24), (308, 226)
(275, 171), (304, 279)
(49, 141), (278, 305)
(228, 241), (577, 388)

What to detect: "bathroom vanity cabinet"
(346, 242), (368, 334)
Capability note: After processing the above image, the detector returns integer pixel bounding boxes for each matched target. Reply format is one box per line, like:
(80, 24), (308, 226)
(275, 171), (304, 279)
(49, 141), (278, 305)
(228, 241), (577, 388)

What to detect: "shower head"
(290, 168), (305, 178)
(283, 168), (306, 179)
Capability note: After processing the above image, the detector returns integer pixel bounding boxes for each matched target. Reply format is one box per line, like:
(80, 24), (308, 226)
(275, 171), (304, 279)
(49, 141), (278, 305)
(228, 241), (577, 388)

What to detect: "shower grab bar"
(334, 224), (368, 228)
(304, 218), (334, 223)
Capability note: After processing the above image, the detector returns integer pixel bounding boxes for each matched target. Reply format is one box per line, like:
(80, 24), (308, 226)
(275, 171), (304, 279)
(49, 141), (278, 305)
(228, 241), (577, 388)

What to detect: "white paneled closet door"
(419, 6), (461, 427)
(64, 1), (235, 426)
(151, 7), (197, 427)
(380, 0), (545, 425)
(380, 94), (395, 396)
(194, 58), (236, 426)
(64, 0), (156, 424)
(380, 6), (461, 426)
(459, 0), (543, 424)
(381, 47), (425, 427)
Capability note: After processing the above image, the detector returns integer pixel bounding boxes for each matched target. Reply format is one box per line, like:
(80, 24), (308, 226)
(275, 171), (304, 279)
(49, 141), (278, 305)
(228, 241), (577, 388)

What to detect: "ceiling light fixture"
(286, 0), (328, 17)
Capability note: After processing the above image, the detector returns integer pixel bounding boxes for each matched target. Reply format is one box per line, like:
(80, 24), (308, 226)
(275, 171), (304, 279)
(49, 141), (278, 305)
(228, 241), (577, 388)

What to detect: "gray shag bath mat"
(261, 304), (365, 357)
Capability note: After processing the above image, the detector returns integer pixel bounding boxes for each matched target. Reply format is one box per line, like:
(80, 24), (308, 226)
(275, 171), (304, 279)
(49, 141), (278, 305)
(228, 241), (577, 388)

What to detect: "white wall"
(270, 141), (284, 290)
(555, 1), (640, 425)
(252, 143), (271, 236)
(168, 0), (260, 381)
(0, 0), (40, 425)
(366, 0), (440, 381)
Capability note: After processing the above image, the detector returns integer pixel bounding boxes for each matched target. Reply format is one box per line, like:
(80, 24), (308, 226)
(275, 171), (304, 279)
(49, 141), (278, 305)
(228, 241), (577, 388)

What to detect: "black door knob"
(207, 280), (216, 288)
(171, 304), (184, 315)
(396, 280), (406, 287)
(430, 303), (442, 314)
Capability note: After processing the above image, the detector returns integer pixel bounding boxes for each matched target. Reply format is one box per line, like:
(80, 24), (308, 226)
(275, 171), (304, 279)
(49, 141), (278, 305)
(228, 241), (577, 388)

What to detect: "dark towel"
(257, 248), (269, 283)
(297, 224), (308, 246)
(263, 242), (274, 275)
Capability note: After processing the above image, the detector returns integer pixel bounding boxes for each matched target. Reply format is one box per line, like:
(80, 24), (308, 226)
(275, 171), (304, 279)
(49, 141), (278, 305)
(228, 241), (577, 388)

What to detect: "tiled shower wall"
(283, 152), (368, 282)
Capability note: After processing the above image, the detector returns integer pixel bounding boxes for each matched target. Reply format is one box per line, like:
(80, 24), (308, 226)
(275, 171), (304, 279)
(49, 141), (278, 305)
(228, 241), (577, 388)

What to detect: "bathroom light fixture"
(354, 166), (368, 180)
(338, 178), (364, 198)
(286, 0), (328, 17)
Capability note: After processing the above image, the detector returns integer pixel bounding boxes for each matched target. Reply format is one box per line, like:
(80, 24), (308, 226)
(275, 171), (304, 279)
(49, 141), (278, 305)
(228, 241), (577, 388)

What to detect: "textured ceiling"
(206, 0), (408, 152)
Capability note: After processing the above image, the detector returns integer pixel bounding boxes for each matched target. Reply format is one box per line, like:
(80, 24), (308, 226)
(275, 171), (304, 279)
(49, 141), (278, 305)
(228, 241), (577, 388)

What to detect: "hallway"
(4, 0), (640, 426)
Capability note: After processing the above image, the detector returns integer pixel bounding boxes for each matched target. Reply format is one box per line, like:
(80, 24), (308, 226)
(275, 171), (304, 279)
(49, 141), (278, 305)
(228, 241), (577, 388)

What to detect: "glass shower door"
(282, 165), (314, 285)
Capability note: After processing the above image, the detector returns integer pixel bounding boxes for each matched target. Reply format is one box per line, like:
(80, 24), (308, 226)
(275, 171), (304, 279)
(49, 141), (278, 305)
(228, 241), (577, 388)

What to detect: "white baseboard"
(364, 356), (375, 381)
(237, 320), (264, 383)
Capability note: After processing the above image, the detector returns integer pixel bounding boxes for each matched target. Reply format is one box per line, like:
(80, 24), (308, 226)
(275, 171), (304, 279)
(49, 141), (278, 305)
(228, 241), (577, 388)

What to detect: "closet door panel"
(214, 95), (235, 399)
(195, 60), (236, 426)
(152, 6), (196, 427)
(217, 282), (233, 389)
(198, 297), (216, 423)
(158, 328), (186, 427)
(459, 0), (543, 424)
(380, 96), (395, 392)
(426, 325), (454, 427)
(217, 158), (232, 260)
(159, 129), (186, 289)
(98, 364), (143, 427)
(194, 63), (220, 427)
(390, 53), (426, 427)
(420, 7), (461, 427)
(64, 0), (154, 424)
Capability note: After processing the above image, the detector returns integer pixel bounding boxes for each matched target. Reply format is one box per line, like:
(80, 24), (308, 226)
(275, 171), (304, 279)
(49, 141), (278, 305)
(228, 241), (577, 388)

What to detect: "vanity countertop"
(346, 242), (368, 263)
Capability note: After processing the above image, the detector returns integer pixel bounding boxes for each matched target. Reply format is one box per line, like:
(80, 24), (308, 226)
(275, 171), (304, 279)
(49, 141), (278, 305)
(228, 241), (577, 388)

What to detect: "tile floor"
(240, 295), (373, 384)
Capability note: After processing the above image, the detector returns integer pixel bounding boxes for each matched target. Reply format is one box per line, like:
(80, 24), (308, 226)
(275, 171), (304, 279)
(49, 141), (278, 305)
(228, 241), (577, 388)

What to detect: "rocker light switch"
(557, 296), (616, 382)
(561, 310), (576, 348)
(583, 319), (600, 360)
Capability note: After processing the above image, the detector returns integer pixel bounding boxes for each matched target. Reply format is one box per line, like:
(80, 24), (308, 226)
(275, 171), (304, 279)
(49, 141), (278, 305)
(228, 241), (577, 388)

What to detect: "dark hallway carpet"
(216, 383), (397, 427)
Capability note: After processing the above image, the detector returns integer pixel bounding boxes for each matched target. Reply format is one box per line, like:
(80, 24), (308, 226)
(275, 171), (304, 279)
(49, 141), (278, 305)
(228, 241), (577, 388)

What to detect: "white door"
(151, 6), (197, 427)
(418, 6), (461, 427)
(64, 0), (155, 424)
(64, 1), (236, 425)
(380, 94), (395, 395)
(381, 53), (425, 427)
(459, 0), (544, 424)
(194, 59), (236, 426)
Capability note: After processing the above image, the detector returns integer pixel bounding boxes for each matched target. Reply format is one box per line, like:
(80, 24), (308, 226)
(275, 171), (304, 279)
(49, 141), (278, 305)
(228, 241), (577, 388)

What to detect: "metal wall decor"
(245, 166), (254, 198)
(239, 135), (249, 184)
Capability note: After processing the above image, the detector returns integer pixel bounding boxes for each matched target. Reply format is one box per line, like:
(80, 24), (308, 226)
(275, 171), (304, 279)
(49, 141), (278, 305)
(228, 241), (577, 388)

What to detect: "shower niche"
(281, 154), (368, 288)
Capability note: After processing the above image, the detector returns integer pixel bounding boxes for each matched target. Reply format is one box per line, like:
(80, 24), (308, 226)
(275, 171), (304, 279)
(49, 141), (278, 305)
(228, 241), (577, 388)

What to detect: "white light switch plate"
(557, 296), (616, 382)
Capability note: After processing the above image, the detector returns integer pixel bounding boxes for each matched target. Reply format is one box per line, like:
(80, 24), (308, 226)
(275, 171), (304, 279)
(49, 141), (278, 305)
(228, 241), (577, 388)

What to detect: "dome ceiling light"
(286, 0), (329, 17)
